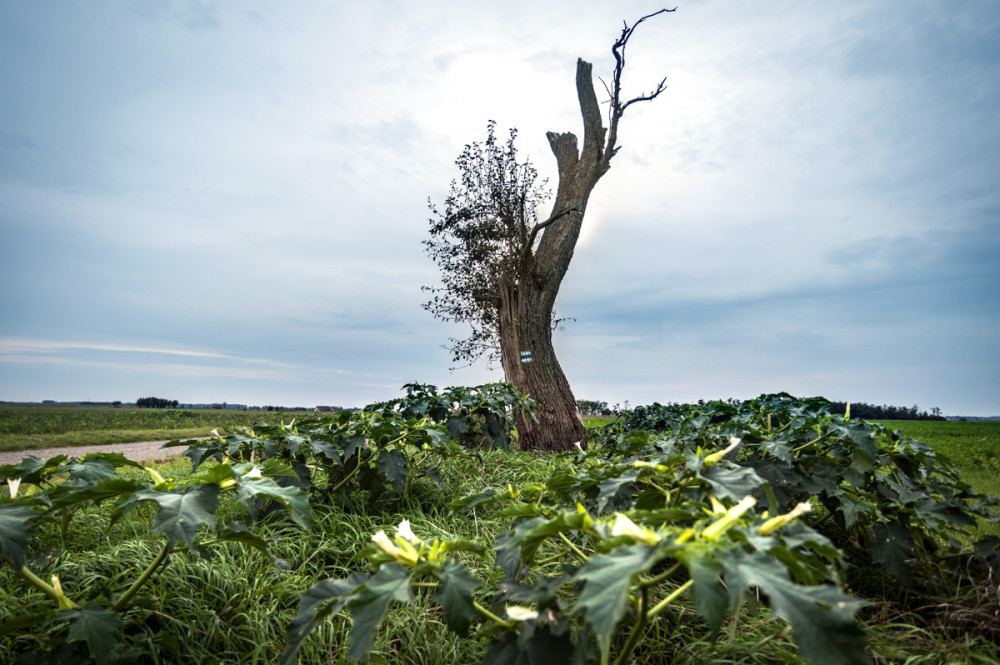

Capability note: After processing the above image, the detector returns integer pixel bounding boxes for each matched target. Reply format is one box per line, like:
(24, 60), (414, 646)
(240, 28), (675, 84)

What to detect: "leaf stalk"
(19, 565), (77, 609)
(112, 540), (172, 612)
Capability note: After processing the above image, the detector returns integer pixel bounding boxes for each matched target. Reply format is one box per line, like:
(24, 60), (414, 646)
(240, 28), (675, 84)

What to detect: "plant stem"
(60, 507), (71, 543)
(473, 600), (514, 629)
(793, 432), (829, 453)
(328, 463), (363, 495)
(646, 579), (693, 620)
(19, 565), (77, 608)
(112, 540), (172, 612)
(638, 561), (681, 588)
(557, 532), (588, 561)
(612, 585), (649, 665)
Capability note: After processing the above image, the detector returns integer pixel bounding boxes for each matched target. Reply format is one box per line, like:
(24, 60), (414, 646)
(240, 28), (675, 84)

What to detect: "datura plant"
(284, 438), (870, 665)
(0, 453), (310, 664)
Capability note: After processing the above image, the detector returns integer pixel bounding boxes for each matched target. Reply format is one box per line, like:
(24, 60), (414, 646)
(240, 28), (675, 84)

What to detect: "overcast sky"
(1, 1), (998, 416)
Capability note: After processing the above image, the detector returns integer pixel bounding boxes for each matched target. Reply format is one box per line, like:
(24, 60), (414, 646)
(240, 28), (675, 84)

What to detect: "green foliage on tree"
(135, 397), (178, 409)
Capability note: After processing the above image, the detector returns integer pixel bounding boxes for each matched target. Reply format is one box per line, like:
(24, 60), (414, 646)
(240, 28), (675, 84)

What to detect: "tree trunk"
(498, 276), (586, 451)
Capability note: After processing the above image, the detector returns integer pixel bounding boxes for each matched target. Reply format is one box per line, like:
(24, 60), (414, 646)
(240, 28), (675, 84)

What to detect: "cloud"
(0, 338), (233, 359)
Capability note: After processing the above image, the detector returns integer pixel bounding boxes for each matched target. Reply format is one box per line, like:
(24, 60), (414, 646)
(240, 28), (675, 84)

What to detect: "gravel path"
(0, 439), (205, 467)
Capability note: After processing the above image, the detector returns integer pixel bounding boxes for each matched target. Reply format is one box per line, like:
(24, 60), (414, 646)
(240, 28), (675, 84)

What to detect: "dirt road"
(0, 439), (200, 467)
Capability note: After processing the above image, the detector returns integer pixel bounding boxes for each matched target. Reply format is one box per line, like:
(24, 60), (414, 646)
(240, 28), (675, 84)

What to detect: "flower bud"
(506, 606), (539, 622)
(372, 530), (403, 558)
(51, 575), (77, 610)
(702, 495), (757, 540)
(610, 513), (660, 545)
(704, 437), (741, 464)
(757, 502), (812, 535)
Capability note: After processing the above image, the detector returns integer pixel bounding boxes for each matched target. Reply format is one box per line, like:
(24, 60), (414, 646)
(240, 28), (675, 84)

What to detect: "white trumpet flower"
(396, 519), (418, 543)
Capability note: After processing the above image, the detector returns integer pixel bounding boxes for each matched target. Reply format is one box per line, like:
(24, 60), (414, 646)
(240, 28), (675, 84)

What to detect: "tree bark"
(498, 275), (586, 451)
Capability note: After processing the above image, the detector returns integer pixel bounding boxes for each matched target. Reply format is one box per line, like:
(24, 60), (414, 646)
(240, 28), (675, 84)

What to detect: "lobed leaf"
(283, 573), (370, 665)
(434, 561), (481, 637)
(0, 503), (39, 569)
(115, 484), (219, 550)
(234, 476), (312, 530)
(572, 543), (659, 657)
(347, 564), (412, 662)
(62, 601), (122, 665)
(721, 549), (868, 665)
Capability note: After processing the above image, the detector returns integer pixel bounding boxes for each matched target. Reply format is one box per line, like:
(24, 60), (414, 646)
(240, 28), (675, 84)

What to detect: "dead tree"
(425, 10), (673, 451)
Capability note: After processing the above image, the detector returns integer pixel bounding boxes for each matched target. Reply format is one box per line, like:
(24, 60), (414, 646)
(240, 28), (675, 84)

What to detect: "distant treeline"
(826, 401), (945, 421)
(577, 400), (626, 417)
(578, 398), (946, 421)
(135, 397), (179, 409)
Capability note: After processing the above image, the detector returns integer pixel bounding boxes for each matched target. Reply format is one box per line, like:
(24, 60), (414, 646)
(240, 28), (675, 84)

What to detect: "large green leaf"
(60, 456), (118, 483)
(0, 503), (38, 569)
(191, 462), (237, 485)
(688, 554), (727, 639)
(234, 476), (312, 529)
(46, 477), (145, 510)
(721, 550), (868, 665)
(0, 456), (47, 481)
(283, 573), (370, 665)
(698, 464), (763, 502)
(347, 563), (411, 662)
(869, 521), (916, 583)
(215, 522), (272, 558)
(595, 467), (640, 513)
(82, 452), (144, 470)
(62, 601), (122, 665)
(434, 561), (480, 637)
(572, 543), (658, 657)
(1, 455), (65, 486)
(377, 449), (409, 494)
(118, 484), (220, 549)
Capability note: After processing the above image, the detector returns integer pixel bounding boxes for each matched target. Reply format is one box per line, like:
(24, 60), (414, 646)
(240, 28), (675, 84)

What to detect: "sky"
(1, 1), (998, 416)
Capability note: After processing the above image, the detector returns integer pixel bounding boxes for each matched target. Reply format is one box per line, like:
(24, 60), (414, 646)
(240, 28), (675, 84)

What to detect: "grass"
(0, 404), (314, 452)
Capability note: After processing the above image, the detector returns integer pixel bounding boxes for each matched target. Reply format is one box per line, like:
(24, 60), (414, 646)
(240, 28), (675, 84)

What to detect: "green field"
(875, 419), (1000, 500)
(0, 404), (314, 452)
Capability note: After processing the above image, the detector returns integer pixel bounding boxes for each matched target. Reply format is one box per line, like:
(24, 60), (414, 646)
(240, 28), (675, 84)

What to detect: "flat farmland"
(0, 404), (314, 452)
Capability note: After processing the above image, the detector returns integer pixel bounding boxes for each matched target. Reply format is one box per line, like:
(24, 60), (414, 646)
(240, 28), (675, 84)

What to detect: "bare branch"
(524, 206), (578, 268)
(598, 76), (614, 103)
(602, 8), (674, 172)
(620, 76), (668, 113)
(531, 206), (578, 240)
